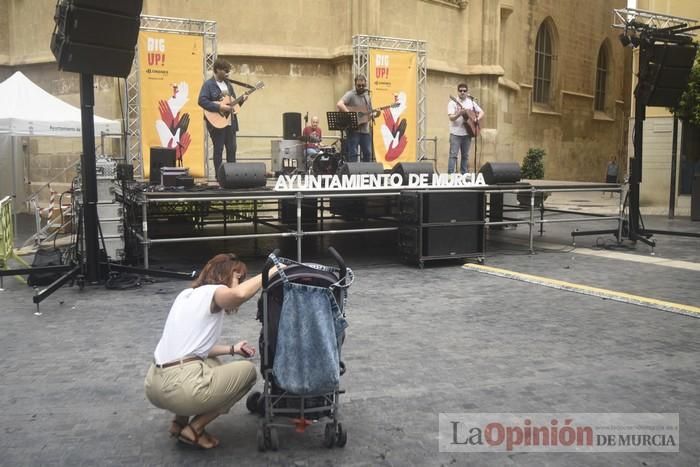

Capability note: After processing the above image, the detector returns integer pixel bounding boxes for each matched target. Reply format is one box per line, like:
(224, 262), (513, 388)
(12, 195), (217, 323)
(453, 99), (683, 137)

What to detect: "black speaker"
(399, 226), (484, 257)
(479, 162), (521, 185)
(337, 162), (384, 176)
(390, 162), (434, 185)
(280, 199), (318, 225)
(282, 112), (302, 140)
(400, 191), (485, 224)
(51, 0), (143, 78)
(149, 147), (176, 184)
(218, 162), (267, 189)
(637, 43), (697, 107)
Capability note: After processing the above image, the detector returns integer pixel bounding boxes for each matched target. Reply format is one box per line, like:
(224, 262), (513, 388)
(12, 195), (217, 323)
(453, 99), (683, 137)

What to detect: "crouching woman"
(145, 253), (278, 449)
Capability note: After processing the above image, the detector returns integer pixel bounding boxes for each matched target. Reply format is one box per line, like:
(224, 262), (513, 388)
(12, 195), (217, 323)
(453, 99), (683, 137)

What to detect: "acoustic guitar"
(449, 95), (480, 137)
(204, 81), (265, 129)
(346, 102), (400, 125)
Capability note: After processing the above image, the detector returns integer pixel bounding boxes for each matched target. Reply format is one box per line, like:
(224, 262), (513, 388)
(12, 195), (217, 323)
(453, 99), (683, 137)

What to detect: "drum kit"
(310, 145), (342, 176)
(289, 111), (359, 176)
(299, 134), (344, 176)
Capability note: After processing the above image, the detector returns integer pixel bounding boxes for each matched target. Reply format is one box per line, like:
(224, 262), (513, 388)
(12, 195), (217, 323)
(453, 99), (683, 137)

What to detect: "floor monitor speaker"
(282, 112), (302, 140)
(218, 162), (267, 189)
(390, 162), (434, 185)
(338, 162), (384, 176)
(479, 162), (521, 185)
(149, 147), (176, 184)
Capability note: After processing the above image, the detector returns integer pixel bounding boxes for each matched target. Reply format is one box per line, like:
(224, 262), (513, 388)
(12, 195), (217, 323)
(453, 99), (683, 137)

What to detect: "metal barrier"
(121, 183), (624, 267)
(0, 196), (30, 286)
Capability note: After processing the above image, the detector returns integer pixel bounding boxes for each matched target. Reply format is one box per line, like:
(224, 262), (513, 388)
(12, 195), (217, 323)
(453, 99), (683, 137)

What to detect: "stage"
(117, 178), (624, 268)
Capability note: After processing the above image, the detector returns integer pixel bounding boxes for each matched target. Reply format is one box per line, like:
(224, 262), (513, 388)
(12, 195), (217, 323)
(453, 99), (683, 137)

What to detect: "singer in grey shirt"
(337, 75), (377, 162)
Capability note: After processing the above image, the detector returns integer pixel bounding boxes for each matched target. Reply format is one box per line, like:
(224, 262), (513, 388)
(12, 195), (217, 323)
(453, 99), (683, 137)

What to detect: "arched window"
(533, 21), (554, 104)
(595, 43), (609, 111)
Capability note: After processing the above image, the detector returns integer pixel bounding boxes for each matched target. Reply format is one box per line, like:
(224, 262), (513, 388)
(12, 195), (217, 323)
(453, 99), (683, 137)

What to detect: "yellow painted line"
(462, 263), (700, 318)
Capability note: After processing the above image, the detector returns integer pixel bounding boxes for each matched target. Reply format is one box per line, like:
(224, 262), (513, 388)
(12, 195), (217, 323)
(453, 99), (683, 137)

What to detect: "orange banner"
(138, 31), (205, 178)
(369, 49), (417, 168)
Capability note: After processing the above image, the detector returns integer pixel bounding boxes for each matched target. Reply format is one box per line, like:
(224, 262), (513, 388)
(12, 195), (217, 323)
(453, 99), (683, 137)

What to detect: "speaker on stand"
(282, 112), (302, 140)
(51, 0), (143, 78)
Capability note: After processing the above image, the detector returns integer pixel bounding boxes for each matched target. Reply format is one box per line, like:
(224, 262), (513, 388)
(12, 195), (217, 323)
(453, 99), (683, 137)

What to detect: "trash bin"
(692, 174), (700, 221)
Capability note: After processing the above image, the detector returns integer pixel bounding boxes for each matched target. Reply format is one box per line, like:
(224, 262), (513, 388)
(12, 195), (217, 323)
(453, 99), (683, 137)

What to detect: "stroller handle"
(262, 248), (281, 288)
(327, 246), (346, 281)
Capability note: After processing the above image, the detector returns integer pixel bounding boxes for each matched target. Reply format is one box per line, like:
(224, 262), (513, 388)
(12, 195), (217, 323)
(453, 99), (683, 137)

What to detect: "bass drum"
(311, 152), (341, 176)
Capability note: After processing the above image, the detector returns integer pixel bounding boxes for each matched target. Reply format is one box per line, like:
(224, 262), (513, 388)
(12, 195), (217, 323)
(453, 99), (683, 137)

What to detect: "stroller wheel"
(256, 426), (267, 452)
(269, 427), (280, 451)
(323, 423), (336, 448)
(335, 422), (347, 447)
(246, 391), (262, 414)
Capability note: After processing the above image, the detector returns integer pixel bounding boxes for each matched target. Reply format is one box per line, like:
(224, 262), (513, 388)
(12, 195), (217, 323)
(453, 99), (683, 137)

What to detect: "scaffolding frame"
(125, 15), (216, 179)
(612, 7), (697, 35)
(352, 35), (428, 160)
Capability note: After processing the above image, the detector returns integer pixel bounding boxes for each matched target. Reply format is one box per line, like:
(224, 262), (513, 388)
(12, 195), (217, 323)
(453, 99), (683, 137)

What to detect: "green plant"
(521, 148), (545, 179)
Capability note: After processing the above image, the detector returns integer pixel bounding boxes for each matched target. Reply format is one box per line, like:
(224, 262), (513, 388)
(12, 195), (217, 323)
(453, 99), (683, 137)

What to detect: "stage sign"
(138, 31), (205, 178)
(369, 49), (417, 168)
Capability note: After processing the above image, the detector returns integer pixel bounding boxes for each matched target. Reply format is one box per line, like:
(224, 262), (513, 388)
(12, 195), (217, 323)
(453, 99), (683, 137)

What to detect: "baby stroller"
(246, 247), (353, 451)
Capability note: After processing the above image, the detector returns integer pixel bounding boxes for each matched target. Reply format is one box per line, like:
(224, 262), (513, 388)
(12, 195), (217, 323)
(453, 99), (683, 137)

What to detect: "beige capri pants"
(144, 357), (257, 416)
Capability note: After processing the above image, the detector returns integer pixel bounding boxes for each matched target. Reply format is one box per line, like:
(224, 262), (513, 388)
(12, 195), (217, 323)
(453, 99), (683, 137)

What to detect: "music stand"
(327, 111), (358, 166)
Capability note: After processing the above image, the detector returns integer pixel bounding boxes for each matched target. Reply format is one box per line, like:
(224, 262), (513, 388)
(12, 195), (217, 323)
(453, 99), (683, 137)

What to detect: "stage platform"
(117, 179), (624, 268)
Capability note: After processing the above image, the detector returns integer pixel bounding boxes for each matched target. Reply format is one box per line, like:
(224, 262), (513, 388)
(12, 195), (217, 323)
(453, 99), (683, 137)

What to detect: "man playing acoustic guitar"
(447, 83), (484, 174)
(336, 75), (379, 163)
(198, 58), (247, 181)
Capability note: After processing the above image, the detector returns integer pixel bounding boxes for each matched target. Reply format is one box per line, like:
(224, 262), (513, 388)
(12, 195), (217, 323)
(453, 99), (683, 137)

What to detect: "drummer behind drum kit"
(272, 137), (344, 176)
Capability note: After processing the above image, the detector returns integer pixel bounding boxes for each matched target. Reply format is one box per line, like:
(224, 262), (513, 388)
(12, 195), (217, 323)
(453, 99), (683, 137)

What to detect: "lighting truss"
(612, 7), (697, 36)
(125, 16), (216, 179)
(352, 35), (428, 160)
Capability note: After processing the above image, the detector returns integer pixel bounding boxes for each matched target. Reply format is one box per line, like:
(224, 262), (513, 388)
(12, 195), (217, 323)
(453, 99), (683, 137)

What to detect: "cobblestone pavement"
(1, 211), (698, 466)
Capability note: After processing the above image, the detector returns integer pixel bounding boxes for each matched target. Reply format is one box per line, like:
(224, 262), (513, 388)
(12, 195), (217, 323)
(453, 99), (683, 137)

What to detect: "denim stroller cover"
(269, 254), (351, 395)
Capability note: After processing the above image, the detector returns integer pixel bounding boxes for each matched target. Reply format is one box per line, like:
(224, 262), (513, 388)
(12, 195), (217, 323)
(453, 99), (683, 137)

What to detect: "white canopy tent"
(0, 71), (121, 136)
(0, 71), (122, 220)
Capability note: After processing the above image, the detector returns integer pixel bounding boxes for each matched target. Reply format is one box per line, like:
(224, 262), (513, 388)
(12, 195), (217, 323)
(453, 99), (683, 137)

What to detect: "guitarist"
(336, 75), (378, 162)
(198, 59), (247, 180)
(447, 83), (484, 174)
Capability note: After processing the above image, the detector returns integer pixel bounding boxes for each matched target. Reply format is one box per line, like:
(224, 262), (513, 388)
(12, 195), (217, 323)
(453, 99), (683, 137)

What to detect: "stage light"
(619, 33), (632, 47)
(630, 33), (642, 47)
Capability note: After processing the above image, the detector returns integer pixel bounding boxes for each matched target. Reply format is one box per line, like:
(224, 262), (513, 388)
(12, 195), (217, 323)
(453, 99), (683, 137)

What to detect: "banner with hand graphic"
(138, 31), (205, 178)
(369, 49), (417, 168)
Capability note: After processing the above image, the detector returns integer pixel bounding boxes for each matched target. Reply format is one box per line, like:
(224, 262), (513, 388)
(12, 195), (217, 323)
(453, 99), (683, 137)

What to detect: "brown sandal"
(168, 417), (188, 438)
(177, 424), (217, 449)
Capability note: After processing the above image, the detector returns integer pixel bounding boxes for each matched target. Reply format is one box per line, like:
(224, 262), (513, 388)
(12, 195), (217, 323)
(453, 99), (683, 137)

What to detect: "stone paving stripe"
(501, 237), (700, 272)
(571, 247), (700, 271)
(463, 263), (700, 318)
